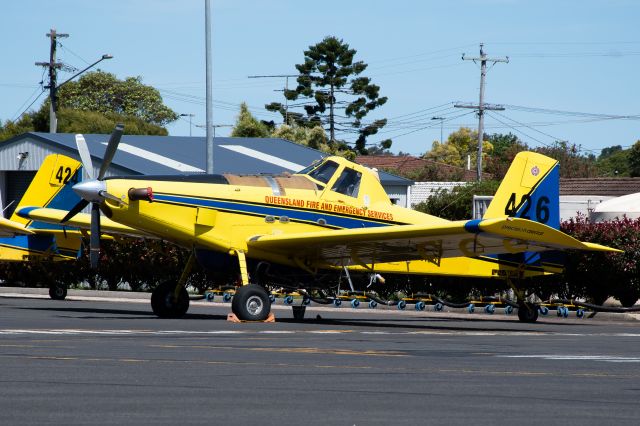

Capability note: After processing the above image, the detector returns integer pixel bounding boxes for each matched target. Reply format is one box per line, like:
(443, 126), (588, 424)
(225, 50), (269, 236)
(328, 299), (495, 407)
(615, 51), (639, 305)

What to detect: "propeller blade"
(90, 203), (101, 269)
(75, 134), (94, 179)
(98, 123), (124, 180)
(100, 190), (127, 206)
(60, 199), (90, 223)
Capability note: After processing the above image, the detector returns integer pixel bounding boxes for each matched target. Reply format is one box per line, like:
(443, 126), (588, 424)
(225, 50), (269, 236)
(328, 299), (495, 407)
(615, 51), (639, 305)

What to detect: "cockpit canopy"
(296, 156), (388, 204)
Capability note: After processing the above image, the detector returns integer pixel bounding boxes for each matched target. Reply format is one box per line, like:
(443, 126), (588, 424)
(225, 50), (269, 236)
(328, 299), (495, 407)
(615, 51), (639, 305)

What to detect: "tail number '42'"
(504, 193), (550, 224)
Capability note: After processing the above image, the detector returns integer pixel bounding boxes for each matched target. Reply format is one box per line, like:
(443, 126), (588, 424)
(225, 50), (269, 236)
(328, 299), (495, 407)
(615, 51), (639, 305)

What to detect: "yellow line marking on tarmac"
(150, 344), (408, 357)
(2, 353), (638, 379)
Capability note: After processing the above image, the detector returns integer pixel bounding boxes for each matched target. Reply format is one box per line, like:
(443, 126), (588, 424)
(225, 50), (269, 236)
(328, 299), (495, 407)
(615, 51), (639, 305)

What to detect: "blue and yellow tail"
(483, 151), (563, 272)
(0, 154), (84, 261)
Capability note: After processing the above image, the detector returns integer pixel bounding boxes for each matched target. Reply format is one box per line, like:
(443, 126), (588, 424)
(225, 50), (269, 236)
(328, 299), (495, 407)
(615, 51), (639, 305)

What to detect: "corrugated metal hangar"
(0, 133), (413, 217)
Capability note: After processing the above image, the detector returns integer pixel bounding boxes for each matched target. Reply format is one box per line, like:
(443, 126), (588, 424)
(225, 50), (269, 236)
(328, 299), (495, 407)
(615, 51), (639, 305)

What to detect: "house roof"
(560, 178), (640, 196)
(8, 133), (411, 186)
(355, 155), (491, 181)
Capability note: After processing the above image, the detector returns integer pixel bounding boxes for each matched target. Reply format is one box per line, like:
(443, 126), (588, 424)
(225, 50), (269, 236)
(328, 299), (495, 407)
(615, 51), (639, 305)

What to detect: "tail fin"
(483, 151), (563, 273)
(10, 154), (83, 227)
(10, 154), (84, 260)
(484, 151), (560, 229)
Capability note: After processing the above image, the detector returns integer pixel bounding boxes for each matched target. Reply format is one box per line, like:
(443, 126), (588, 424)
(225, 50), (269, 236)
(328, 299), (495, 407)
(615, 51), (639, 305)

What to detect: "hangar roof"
(5, 133), (412, 186)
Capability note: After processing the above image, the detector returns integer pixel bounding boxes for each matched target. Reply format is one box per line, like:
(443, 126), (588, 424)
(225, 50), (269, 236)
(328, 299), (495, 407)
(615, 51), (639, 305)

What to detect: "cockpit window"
(307, 160), (339, 184)
(331, 168), (361, 198)
(296, 160), (321, 175)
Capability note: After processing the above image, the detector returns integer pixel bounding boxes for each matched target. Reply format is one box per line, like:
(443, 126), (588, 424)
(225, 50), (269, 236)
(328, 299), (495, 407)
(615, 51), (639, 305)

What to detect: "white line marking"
(102, 142), (205, 173)
(219, 145), (305, 171)
(498, 355), (640, 363)
(2, 329), (640, 338)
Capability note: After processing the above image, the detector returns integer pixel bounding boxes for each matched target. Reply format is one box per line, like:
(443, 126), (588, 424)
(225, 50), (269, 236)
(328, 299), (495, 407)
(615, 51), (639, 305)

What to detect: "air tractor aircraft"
(20, 125), (618, 322)
(0, 150), (139, 299)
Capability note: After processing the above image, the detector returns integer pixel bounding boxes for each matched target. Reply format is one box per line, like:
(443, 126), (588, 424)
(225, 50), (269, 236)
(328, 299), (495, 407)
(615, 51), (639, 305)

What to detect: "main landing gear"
(231, 284), (272, 321)
(506, 277), (540, 323)
(151, 281), (190, 318)
(49, 282), (67, 300)
(517, 302), (539, 323)
(151, 251), (195, 318)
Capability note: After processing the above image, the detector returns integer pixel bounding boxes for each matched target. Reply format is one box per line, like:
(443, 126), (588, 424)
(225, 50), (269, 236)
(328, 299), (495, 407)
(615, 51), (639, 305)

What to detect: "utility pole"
(456, 43), (508, 181)
(35, 29), (68, 133)
(248, 74), (297, 124)
(180, 113), (195, 136)
(205, 0), (214, 174)
(431, 116), (445, 144)
(36, 30), (112, 134)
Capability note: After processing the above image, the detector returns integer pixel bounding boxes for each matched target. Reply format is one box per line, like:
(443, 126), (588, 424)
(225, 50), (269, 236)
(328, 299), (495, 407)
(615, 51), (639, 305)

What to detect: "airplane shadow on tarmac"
(16, 303), (591, 334)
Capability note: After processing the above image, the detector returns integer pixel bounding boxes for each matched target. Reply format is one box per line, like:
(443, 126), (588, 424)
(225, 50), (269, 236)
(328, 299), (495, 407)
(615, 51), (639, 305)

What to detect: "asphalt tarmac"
(1, 290), (639, 425)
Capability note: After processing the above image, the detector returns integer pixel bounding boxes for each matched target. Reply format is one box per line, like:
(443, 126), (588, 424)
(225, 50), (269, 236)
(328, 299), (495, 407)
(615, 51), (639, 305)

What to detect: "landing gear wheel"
(151, 281), (190, 318)
(49, 283), (67, 300)
(231, 284), (271, 321)
(517, 303), (539, 323)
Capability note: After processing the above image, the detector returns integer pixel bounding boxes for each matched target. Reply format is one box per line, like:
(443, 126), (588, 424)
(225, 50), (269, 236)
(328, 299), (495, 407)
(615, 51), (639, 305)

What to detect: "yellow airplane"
(20, 125), (618, 322)
(0, 153), (87, 299)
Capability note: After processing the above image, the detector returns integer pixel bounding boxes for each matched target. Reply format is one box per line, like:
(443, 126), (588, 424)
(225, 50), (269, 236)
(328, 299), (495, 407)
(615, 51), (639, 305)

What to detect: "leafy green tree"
(600, 145), (623, 159)
(425, 127), (493, 169)
(1, 71), (176, 141)
(628, 140), (640, 177)
(231, 103), (270, 138)
(535, 141), (596, 178)
(0, 107), (168, 141)
(57, 71), (178, 126)
(413, 180), (501, 220)
(0, 115), (37, 141)
(484, 132), (528, 178)
(266, 36), (389, 154)
(596, 146), (629, 177)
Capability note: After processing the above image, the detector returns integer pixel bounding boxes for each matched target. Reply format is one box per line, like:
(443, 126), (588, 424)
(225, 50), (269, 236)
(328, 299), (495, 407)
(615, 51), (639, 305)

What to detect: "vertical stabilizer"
(484, 151), (560, 229)
(7, 154), (84, 260)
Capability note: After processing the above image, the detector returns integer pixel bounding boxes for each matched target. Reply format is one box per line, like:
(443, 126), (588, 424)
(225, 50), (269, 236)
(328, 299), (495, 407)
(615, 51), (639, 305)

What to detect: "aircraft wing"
(17, 207), (153, 239)
(247, 217), (619, 267)
(0, 217), (35, 237)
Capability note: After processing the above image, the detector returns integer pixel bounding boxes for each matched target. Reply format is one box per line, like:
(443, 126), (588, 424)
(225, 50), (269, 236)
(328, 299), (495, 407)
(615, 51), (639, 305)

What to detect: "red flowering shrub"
(561, 215), (640, 306)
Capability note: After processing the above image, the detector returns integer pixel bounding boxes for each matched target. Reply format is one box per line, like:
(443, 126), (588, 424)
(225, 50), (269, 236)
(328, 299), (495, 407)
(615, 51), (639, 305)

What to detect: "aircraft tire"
(151, 281), (190, 318)
(517, 303), (539, 323)
(231, 284), (271, 321)
(49, 283), (67, 300)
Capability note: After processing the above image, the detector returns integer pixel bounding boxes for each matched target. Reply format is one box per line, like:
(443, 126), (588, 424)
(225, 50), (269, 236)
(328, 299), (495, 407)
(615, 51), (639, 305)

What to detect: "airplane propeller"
(61, 124), (124, 268)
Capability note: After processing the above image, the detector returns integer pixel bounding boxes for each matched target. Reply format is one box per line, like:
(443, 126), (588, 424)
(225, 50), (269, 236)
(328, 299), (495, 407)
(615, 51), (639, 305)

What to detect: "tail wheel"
(517, 302), (539, 323)
(231, 284), (271, 321)
(151, 281), (190, 318)
(49, 283), (67, 300)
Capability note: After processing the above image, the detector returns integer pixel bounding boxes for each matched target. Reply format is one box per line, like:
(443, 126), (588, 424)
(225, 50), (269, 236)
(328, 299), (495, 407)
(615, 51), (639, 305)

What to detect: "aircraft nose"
(72, 180), (106, 203)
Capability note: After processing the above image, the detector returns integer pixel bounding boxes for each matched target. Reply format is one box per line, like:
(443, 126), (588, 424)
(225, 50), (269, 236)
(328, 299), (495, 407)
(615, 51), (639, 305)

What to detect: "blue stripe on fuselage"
(0, 234), (56, 254)
(153, 194), (390, 229)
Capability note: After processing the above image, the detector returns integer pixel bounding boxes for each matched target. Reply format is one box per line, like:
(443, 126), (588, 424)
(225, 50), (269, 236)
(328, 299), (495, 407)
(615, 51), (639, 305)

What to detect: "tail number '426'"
(504, 193), (550, 224)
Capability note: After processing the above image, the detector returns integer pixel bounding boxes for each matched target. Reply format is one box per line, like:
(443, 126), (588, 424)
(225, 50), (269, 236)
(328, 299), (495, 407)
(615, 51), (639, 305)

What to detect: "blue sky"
(2, 0), (639, 156)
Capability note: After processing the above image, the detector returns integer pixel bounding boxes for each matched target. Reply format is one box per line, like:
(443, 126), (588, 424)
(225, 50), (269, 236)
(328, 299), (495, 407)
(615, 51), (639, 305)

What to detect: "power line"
(486, 111), (553, 148)
(12, 90), (46, 122)
(491, 110), (566, 143)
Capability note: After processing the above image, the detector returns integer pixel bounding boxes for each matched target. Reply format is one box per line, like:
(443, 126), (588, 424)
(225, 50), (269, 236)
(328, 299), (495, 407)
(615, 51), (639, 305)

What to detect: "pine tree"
(266, 36), (389, 154)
